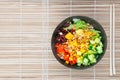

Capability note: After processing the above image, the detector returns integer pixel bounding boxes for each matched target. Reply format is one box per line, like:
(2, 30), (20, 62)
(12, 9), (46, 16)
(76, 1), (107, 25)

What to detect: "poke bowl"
(51, 16), (107, 69)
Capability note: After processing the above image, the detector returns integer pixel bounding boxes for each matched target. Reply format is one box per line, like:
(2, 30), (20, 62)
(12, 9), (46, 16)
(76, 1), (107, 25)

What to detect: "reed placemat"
(0, 0), (119, 80)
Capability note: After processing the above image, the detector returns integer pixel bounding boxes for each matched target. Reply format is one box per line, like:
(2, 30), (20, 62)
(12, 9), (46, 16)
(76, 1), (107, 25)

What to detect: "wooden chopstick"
(110, 5), (113, 76)
(112, 4), (116, 75)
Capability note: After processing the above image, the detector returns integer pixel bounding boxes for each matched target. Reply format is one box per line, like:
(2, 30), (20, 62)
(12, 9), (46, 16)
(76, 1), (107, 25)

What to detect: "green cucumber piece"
(90, 40), (95, 44)
(99, 42), (103, 47)
(82, 58), (89, 66)
(94, 38), (100, 43)
(88, 54), (96, 64)
(77, 63), (81, 66)
(96, 46), (103, 54)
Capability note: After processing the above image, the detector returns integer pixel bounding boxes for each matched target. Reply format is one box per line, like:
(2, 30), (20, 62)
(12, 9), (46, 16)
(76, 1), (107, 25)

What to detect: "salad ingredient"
(65, 32), (74, 40)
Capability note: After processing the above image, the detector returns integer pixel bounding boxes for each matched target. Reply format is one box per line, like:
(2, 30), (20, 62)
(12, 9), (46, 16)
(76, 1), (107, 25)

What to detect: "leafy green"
(64, 19), (88, 30)
(64, 24), (73, 30)
(91, 29), (101, 40)
(75, 20), (87, 30)
(73, 18), (80, 23)
(91, 29), (101, 34)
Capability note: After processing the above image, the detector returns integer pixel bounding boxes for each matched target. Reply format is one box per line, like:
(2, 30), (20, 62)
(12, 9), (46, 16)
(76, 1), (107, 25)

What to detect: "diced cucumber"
(77, 57), (83, 66)
(88, 54), (96, 64)
(82, 58), (89, 66)
(88, 54), (93, 58)
(94, 38), (100, 43)
(77, 63), (81, 66)
(77, 57), (83, 63)
(99, 42), (103, 47)
(88, 54), (94, 60)
(77, 51), (82, 56)
(92, 58), (96, 63)
(96, 46), (103, 54)
(90, 40), (95, 44)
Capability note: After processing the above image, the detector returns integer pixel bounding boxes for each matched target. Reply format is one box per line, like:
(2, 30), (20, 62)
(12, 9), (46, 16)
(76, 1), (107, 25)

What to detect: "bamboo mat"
(0, 0), (119, 80)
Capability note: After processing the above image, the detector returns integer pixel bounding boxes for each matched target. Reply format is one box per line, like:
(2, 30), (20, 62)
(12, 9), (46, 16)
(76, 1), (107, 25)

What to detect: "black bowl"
(51, 16), (107, 69)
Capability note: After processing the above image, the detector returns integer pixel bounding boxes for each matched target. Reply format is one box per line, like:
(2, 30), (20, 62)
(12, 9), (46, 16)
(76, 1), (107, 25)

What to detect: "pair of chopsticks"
(110, 4), (116, 76)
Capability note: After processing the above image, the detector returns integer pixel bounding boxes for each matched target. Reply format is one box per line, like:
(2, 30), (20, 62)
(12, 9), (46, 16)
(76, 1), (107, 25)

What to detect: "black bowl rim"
(51, 16), (107, 69)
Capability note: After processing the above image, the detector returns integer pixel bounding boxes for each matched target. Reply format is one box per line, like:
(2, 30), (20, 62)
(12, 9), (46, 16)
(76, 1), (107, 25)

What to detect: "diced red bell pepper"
(63, 44), (70, 53)
(56, 47), (64, 54)
(69, 56), (77, 65)
(55, 43), (61, 48)
(64, 54), (70, 61)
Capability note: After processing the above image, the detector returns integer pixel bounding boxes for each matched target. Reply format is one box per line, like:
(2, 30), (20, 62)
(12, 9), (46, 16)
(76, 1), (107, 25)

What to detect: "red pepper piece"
(69, 56), (77, 65)
(64, 54), (70, 61)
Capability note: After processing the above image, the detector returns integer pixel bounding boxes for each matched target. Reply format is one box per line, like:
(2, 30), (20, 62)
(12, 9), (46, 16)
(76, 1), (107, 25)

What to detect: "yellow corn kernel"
(72, 39), (78, 46)
(80, 48), (86, 53)
(80, 43), (85, 48)
(77, 51), (82, 56)
(65, 61), (69, 64)
(84, 44), (89, 49)
(65, 32), (73, 40)
(76, 29), (83, 35)
(93, 43), (97, 47)
(69, 39), (78, 47)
